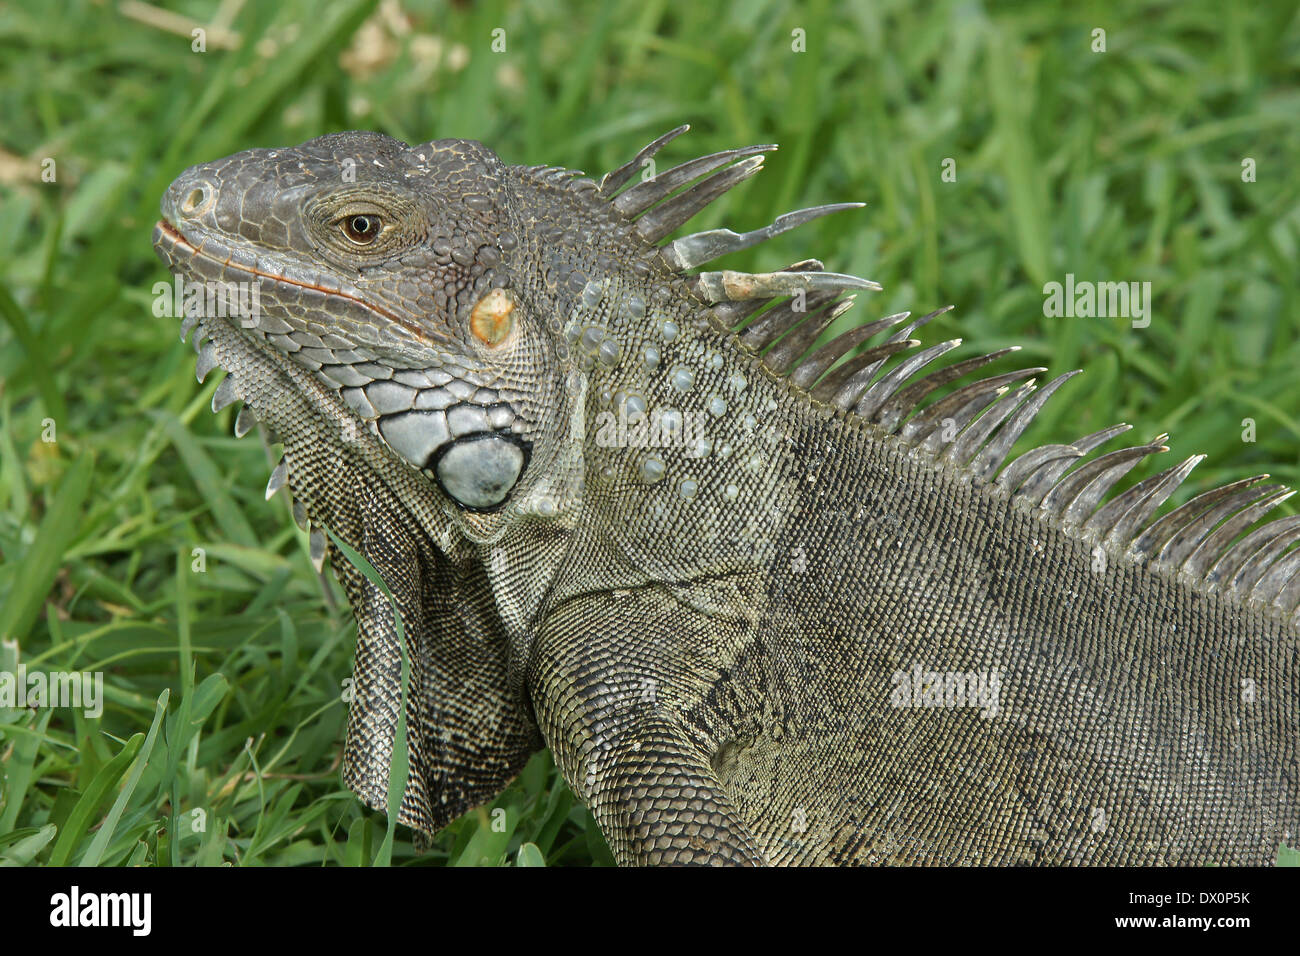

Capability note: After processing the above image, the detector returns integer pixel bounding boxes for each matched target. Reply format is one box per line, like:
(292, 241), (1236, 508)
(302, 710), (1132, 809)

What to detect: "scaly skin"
(154, 130), (1298, 865)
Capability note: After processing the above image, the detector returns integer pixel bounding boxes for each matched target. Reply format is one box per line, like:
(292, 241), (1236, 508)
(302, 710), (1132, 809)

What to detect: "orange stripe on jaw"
(155, 220), (450, 346)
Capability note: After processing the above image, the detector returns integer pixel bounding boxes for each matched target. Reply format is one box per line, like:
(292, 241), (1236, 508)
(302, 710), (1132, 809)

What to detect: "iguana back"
(153, 128), (1298, 865)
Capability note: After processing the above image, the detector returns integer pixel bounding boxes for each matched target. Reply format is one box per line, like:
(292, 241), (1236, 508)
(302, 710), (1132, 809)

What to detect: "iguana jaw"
(154, 216), (534, 514)
(156, 249), (580, 553)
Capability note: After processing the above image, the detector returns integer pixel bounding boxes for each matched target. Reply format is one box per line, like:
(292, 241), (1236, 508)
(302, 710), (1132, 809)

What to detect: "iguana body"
(154, 129), (1297, 865)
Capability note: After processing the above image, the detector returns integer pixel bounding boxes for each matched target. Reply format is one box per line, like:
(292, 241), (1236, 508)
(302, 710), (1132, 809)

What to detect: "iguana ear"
(337, 488), (541, 838)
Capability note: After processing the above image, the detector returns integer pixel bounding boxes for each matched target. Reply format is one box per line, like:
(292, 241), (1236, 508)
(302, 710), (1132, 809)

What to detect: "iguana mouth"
(152, 218), (447, 346)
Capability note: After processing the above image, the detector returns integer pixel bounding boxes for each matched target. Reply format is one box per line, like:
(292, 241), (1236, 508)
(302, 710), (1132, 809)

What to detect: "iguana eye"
(340, 214), (381, 244)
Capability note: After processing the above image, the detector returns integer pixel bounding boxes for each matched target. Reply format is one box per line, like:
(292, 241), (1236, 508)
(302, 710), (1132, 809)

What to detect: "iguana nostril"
(180, 185), (213, 216)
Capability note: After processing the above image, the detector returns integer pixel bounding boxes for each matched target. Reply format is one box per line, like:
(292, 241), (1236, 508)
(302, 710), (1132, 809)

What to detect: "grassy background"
(1, 0), (1297, 866)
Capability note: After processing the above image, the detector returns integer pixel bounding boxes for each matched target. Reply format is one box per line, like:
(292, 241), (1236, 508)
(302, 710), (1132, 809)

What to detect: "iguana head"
(155, 130), (584, 519)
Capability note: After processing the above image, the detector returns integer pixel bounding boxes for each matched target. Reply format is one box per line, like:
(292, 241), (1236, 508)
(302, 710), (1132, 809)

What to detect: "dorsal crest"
(589, 127), (1300, 623)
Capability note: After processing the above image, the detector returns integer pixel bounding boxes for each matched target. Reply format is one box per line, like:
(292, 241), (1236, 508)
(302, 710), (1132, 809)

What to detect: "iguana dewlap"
(153, 128), (1298, 865)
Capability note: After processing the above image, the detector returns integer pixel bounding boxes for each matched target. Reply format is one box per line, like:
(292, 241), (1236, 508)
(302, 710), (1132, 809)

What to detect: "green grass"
(1, 0), (1297, 865)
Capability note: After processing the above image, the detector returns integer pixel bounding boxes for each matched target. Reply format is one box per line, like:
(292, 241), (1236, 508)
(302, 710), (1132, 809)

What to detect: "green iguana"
(153, 127), (1298, 866)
